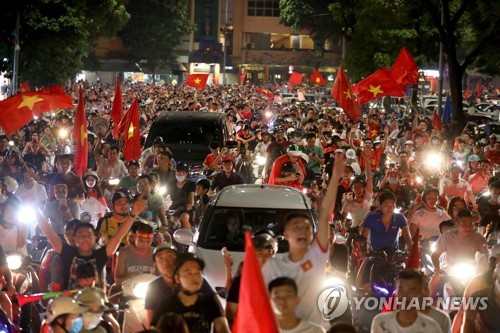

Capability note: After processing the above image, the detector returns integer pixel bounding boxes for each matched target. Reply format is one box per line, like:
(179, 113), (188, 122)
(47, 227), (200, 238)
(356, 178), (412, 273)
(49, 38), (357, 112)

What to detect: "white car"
(467, 103), (500, 120)
(174, 184), (316, 300)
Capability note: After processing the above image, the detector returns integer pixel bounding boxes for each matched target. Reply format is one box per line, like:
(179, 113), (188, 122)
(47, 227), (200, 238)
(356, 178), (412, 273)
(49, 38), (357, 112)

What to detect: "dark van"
(144, 111), (229, 165)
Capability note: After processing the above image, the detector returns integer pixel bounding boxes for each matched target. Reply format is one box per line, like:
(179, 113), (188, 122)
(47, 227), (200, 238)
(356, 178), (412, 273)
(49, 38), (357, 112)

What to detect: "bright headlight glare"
(451, 263), (475, 281)
(426, 153), (441, 166)
(8, 141), (14, 146)
(7, 255), (22, 270)
(416, 176), (422, 184)
(18, 206), (36, 224)
(265, 111), (272, 118)
(133, 282), (150, 298)
(108, 178), (119, 185)
(58, 128), (68, 139)
(158, 186), (167, 196)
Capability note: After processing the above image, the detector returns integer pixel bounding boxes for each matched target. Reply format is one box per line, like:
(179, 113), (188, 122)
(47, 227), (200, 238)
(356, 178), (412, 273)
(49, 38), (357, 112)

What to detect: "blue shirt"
(363, 211), (407, 251)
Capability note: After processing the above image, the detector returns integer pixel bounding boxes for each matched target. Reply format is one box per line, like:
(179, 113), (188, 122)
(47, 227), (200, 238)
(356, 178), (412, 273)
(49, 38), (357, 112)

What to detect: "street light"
(221, 24), (233, 85)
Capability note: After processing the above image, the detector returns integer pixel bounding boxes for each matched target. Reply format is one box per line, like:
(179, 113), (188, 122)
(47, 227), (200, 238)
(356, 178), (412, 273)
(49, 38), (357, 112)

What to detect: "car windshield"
(160, 121), (223, 145)
(198, 207), (315, 252)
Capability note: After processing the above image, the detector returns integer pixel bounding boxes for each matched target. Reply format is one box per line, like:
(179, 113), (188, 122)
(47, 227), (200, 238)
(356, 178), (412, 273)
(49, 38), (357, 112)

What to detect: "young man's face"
(380, 199), (396, 215)
(396, 278), (422, 308)
(175, 261), (204, 292)
(128, 165), (139, 177)
(457, 216), (474, 236)
(75, 227), (97, 252)
(284, 217), (313, 250)
(57, 158), (72, 174)
(195, 184), (207, 197)
(270, 284), (299, 316)
(155, 250), (176, 276)
(135, 234), (153, 250)
(137, 178), (151, 195)
(113, 197), (130, 215)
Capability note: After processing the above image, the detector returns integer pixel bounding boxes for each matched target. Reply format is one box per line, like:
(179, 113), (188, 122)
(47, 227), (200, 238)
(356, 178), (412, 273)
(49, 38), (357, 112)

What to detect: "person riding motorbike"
(136, 174), (168, 228)
(44, 296), (88, 333)
(439, 162), (477, 209)
(167, 162), (196, 230)
(116, 160), (141, 196)
(82, 171), (108, 223)
(409, 187), (451, 239)
(96, 188), (134, 246)
(0, 196), (28, 255)
(74, 287), (116, 333)
(43, 183), (80, 237)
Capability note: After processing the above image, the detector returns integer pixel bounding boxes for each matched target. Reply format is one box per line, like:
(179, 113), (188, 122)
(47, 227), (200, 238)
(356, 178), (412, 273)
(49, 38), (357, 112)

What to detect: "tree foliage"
(119, 0), (195, 72)
(0, 0), (129, 87)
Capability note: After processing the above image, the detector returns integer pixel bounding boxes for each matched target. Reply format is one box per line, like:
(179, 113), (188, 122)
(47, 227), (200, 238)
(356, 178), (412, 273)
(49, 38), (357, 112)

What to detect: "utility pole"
(436, 10), (445, 117)
(12, 12), (20, 95)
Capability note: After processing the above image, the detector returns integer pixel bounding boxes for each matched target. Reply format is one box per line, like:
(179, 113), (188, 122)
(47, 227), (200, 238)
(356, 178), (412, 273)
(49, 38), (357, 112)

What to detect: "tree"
(119, 0), (195, 74)
(0, 0), (129, 87)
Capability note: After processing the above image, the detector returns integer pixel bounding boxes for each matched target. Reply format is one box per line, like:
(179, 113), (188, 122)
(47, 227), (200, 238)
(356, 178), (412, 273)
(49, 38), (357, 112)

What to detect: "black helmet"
(153, 137), (164, 145)
(173, 253), (205, 275)
(253, 230), (278, 253)
(175, 162), (189, 172)
(111, 188), (133, 204)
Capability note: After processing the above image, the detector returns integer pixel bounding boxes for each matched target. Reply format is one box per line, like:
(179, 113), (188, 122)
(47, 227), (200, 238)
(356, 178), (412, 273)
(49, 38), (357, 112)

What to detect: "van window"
(199, 207), (315, 252)
(159, 121), (223, 145)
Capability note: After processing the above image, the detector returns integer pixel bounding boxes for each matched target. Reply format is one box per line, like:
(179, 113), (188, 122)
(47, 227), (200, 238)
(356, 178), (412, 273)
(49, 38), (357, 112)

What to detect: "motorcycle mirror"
(173, 228), (196, 247)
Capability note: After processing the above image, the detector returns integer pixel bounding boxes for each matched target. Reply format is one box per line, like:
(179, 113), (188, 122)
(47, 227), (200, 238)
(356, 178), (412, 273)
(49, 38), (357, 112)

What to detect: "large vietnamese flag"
(233, 232), (279, 333)
(255, 88), (275, 100)
(288, 71), (304, 88)
(353, 68), (404, 105)
(331, 66), (361, 121)
(310, 69), (325, 86)
(186, 74), (209, 90)
(0, 86), (73, 134)
(110, 77), (123, 139)
(72, 86), (88, 177)
(389, 47), (419, 90)
(119, 98), (141, 162)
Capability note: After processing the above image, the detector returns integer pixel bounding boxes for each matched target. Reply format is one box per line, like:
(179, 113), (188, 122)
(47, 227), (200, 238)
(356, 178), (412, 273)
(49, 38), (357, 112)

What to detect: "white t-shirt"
(15, 182), (48, 205)
(342, 190), (373, 227)
(424, 307), (451, 333)
(281, 320), (326, 333)
(439, 178), (472, 202)
(371, 311), (443, 333)
(262, 239), (330, 327)
(435, 229), (487, 266)
(410, 208), (451, 239)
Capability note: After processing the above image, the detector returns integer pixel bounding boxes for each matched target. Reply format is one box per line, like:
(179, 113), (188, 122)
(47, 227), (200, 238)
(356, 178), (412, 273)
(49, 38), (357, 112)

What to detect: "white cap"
(346, 149), (357, 159)
(405, 140), (415, 145)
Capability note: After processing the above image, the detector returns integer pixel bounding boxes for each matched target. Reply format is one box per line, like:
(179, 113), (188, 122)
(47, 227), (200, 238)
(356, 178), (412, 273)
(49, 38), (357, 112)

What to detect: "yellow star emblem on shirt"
(368, 85), (384, 97)
(370, 129), (378, 137)
(80, 125), (87, 146)
(18, 95), (44, 110)
(315, 77), (321, 83)
(128, 123), (135, 139)
(343, 89), (352, 100)
(194, 78), (201, 85)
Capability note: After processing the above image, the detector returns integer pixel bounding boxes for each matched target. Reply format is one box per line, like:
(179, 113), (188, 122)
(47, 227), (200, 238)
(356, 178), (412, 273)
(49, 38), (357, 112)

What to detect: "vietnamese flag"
(288, 71), (304, 88)
(310, 70), (325, 86)
(405, 228), (420, 269)
(389, 47), (419, 90)
(475, 84), (483, 96)
(255, 88), (275, 100)
(353, 67), (404, 105)
(331, 66), (361, 121)
(233, 232), (279, 333)
(72, 86), (88, 177)
(110, 77), (123, 139)
(186, 73), (209, 90)
(239, 70), (247, 85)
(119, 98), (141, 162)
(464, 87), (470, 99)
(0, 86), (73, 134)
(433, 110), (441, 131)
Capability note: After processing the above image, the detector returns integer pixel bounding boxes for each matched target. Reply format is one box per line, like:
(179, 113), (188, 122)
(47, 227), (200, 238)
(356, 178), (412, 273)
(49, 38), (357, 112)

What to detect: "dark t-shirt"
(168, 180), (196, 211)
(151, 294), (224, 333)
(145, 276), (214, 310)
(210, 171), (245, 191)
(59, 243), (108, 289)
(226, 275), (241, 303)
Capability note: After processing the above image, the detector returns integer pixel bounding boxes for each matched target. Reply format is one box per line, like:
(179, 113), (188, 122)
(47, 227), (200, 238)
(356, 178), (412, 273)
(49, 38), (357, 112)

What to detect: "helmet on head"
(74, 287), (107, 309)
(83, 170), (99, 181)
(422, 186), (439, 202)
(253, 230), (278, 253)
(45, 296), (87, 324)
(111, 188), (133, 204)
(2, 176), (18, 194)
(468, 154), (481, 162)
(175, 162), (189, 172)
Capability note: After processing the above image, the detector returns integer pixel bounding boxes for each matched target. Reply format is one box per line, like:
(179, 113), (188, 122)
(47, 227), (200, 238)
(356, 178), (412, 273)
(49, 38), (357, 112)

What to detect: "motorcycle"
(6, 252), (41, 333)
(117, 273), (156, 333)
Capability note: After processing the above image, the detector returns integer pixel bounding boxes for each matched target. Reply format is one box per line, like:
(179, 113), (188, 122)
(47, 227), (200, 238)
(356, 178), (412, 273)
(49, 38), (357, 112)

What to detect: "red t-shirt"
(203, 154), (217, 167)
(411, 130), (430, 144)
(359, 147), (384, 171)
(241, 110), (252, 119)
(268, 155), (306, 189)
(485, 150), (500, 165)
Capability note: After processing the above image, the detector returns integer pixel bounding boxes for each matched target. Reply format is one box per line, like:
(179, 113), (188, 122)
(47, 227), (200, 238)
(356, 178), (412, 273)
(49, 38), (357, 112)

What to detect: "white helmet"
(2, 176), (18, 194)
(74, 287), (107, 309)
(46, 296), (87, 324)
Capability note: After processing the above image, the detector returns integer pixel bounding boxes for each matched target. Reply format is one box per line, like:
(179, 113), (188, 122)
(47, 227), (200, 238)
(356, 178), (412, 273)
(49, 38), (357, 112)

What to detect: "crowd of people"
(0, 79), (498, 333)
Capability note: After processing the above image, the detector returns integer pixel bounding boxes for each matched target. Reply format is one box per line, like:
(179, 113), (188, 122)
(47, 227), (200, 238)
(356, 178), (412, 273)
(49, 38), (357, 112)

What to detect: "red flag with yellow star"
(186, 73), (209, 90)
(119, 98), (141, 163)
(72, 86), (88, 177)
(288, 71), (304, 88)
(389, 47), (419, 90)
(255, 88), (275, 100)
(111, 77), (123, 140)
(309, 69), (325, 86)
(331, 66), (361, 121)
(0, 86), (73, 134)
(353, 67), (404, 105)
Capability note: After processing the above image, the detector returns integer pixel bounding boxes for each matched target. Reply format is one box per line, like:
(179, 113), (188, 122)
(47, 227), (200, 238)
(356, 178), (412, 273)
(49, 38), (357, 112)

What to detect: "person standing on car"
(262, 151), (345, 328)
(210, 156), (244, 193)
(268, 144), (308, 188)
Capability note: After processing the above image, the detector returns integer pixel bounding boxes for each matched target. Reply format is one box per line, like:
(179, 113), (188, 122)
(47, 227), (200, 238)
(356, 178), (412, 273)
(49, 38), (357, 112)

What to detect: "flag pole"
(12, 12), (20, 95)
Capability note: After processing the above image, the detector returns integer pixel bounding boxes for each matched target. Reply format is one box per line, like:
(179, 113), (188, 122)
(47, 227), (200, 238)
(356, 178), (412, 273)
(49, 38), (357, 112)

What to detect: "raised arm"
(35, 209), (63, 254)
(317, 151), (345, 250)
(363, 147), (373, 194)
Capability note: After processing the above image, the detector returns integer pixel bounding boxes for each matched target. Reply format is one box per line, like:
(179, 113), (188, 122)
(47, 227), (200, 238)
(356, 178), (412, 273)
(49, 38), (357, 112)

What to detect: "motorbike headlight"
(58, 128), (68, 139)
(108, 178), (120, 185)
(416, 176), (423, 184)
(451, 262), (475, 281)
(7, 255), (22, 270)
(426, 153), (441, 166)
(18, 206), (36, 224)
(256, 155), (266, 166)
(158, 186), (167, 196)
(133, 282), (150, 298)
(265, 111), (272, 118)
(430, 241), (437, 253)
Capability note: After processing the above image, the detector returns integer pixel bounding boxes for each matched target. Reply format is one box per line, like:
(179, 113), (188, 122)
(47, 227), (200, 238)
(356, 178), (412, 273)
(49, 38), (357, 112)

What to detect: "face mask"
(176, 175), (187, 182)
(68, 317), (83, 333)
(82, 312), (103, 330)
(85, 179), (96, 188)
(388, 177), (398, 184)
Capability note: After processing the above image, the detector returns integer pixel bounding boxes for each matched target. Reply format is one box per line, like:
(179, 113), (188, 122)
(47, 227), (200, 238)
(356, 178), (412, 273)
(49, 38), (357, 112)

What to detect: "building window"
(248, 0), (280, 17)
